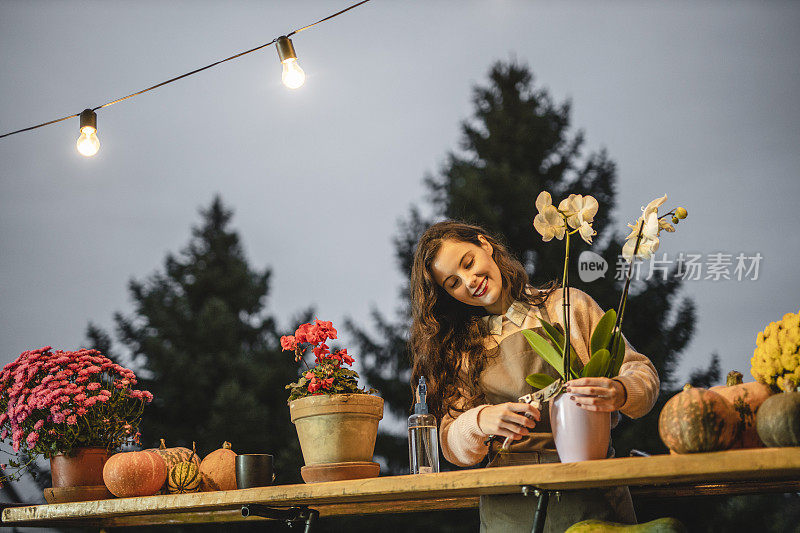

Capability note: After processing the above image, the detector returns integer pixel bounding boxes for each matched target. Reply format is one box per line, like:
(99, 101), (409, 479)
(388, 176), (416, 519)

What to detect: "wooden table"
(3, 448), (799, 529)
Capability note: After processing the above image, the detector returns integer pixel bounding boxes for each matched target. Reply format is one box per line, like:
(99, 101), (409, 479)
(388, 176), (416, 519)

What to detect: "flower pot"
(549, 393), (611, 463)
(289, 394), (383, 482)
(45, 447), (114, 503)
(50, 447), (109, 488)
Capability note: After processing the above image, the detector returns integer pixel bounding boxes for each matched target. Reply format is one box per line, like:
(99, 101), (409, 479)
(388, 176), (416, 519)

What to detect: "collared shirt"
(482, 299), (533, 335)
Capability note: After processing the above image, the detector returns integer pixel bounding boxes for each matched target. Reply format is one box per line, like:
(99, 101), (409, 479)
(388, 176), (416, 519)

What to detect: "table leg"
(522, 486), (558, 533)
(302, 507), (319, 533)
(531, 489), (550, 533)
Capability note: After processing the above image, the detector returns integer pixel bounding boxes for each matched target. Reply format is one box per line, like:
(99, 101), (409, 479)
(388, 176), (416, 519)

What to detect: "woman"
(410, 220), (659, 532)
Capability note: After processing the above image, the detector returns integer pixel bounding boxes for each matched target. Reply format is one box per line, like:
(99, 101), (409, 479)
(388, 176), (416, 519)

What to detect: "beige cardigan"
(439, 287), (660, 467)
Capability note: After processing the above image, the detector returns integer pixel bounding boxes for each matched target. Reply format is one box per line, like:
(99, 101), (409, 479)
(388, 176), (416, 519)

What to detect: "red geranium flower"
(282, 320), (375, 402)
(280, 335), (297, 351)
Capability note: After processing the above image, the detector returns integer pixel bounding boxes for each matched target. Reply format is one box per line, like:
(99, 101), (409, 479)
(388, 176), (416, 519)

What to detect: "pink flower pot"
(549, 393), (611, 463)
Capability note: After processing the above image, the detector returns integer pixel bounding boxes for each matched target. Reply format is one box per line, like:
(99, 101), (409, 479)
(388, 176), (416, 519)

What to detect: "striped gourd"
(167, 441), (201, 493)
(167, 461), (201, 494)
(148, 438), (201, 472)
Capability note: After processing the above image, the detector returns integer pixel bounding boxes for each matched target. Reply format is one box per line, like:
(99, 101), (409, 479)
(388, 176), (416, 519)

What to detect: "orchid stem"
(562, 228), (571, 381)
(610, 220), (645, 376)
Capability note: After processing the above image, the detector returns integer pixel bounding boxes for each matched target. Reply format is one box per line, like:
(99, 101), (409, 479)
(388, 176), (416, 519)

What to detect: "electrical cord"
(0, 0), (373, 140)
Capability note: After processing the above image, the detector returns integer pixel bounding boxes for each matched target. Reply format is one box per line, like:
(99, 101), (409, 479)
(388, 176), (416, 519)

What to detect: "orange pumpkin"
(200, 441), (237, 491)
(103, 450), (167, 498)
(710, 370), (773, 448)
(658, 384), (738, 454)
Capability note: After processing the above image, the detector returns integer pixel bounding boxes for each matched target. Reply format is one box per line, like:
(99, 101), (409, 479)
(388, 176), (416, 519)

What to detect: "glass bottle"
(408, 377), (440, 474)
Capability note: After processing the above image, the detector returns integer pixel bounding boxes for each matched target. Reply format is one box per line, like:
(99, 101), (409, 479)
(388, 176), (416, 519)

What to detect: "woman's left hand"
(565, 377), (626, 412)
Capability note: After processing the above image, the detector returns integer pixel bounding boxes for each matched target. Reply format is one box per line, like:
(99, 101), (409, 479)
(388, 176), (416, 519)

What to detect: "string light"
(0, 0), (373, 149)
(276, 36), (305, 89)
(76, 109), (100, 157)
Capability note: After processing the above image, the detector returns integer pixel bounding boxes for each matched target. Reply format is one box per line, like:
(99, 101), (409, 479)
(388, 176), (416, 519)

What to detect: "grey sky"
(1, 0), (798, 391)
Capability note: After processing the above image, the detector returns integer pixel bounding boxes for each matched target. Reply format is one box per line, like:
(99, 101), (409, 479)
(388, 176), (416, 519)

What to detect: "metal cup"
(235, 454), (275, 489)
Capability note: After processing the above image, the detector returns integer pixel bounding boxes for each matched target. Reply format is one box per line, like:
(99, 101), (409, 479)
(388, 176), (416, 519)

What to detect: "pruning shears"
(500, 378), (564, 450)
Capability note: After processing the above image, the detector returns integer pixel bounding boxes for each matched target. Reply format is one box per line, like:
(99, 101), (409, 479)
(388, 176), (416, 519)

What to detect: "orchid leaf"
(525, 373), (556, 390)
(590, 309), (616, 357)
(521, 329), (565, 379)
(608, 331), (626, 377)
(538, 319), (565, 355)
(582, 348), (610, 378)
(538, 318), (582, 379)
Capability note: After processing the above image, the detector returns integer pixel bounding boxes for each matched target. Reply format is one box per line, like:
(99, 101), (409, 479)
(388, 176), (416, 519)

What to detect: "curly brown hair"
(409, 221), (556, 420)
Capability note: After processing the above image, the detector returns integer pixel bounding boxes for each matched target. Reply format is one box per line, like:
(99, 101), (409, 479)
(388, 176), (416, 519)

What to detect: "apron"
(477, 303), (636, 533)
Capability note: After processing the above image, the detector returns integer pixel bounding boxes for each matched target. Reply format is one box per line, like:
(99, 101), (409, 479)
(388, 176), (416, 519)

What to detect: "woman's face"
(430, 236), (505, 313)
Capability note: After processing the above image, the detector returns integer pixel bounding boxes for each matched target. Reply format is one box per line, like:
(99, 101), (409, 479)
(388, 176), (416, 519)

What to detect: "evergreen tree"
(350, 61), (705, 469)
(89, 197), (302, 483)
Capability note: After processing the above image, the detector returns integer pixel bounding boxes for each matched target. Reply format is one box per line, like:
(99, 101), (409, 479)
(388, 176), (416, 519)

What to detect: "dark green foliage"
(689, 352), (721, 389)
(84, 322), (114, 360)
(286, 366), (372, 402)
(87, 196), (303, 484)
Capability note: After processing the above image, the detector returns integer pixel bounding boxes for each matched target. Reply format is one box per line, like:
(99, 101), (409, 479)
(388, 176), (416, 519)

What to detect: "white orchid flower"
(534, 191), (566, 241)
(561, 194), (599, 229)
(535, 191), (553, 212)
(621, 194), (672, 261)
(622, 209), (661, 261)
(577, 220), (597, 244)
(642, 194), (667, 219)
(534, 190), (599, 243)
(622, 223), (655, 260)
(534, 205), (566, 241)
(557, 195), (578, 217)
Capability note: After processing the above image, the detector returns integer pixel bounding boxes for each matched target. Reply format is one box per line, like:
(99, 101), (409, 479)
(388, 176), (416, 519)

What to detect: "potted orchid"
(281, 319), (382, 483)
(525, 192), (686, 461)
(0, 347), (152, 492)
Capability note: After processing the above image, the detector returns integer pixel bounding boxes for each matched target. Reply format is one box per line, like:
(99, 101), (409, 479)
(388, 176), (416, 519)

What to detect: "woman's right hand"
(477, 402), (540, 440)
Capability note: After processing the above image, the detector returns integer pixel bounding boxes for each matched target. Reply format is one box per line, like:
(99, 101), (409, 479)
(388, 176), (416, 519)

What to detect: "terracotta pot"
(289, 394), (383, 466)
(549, 393), (610, 463)
(50, 447), (109, 488)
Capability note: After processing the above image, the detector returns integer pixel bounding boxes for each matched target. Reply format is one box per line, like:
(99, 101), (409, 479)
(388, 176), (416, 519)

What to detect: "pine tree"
(88, 196), (303, 482)
(350, 61), (706, 469)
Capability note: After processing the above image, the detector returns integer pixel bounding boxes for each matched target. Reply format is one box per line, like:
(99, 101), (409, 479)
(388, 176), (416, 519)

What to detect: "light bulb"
(76, 109), (100, 157)
(281, 58), (306, 89)
(276, 36), (306, 90)
(76, 126), (100, 157)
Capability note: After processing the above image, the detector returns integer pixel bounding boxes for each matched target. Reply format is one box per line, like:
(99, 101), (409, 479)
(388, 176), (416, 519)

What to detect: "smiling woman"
(430, 235), (505, 314)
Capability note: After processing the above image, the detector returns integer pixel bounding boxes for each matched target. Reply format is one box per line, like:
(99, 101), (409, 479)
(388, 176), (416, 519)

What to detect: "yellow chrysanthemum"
(751, 309), (800, 392)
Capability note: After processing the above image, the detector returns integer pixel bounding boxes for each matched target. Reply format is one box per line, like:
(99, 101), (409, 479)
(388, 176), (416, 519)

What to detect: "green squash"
(565, 517), (687, 533)
(756, 388), (800, 447)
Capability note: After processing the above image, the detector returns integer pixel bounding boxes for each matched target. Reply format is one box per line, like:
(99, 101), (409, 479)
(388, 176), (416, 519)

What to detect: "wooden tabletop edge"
(4, 448), (800, 524)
